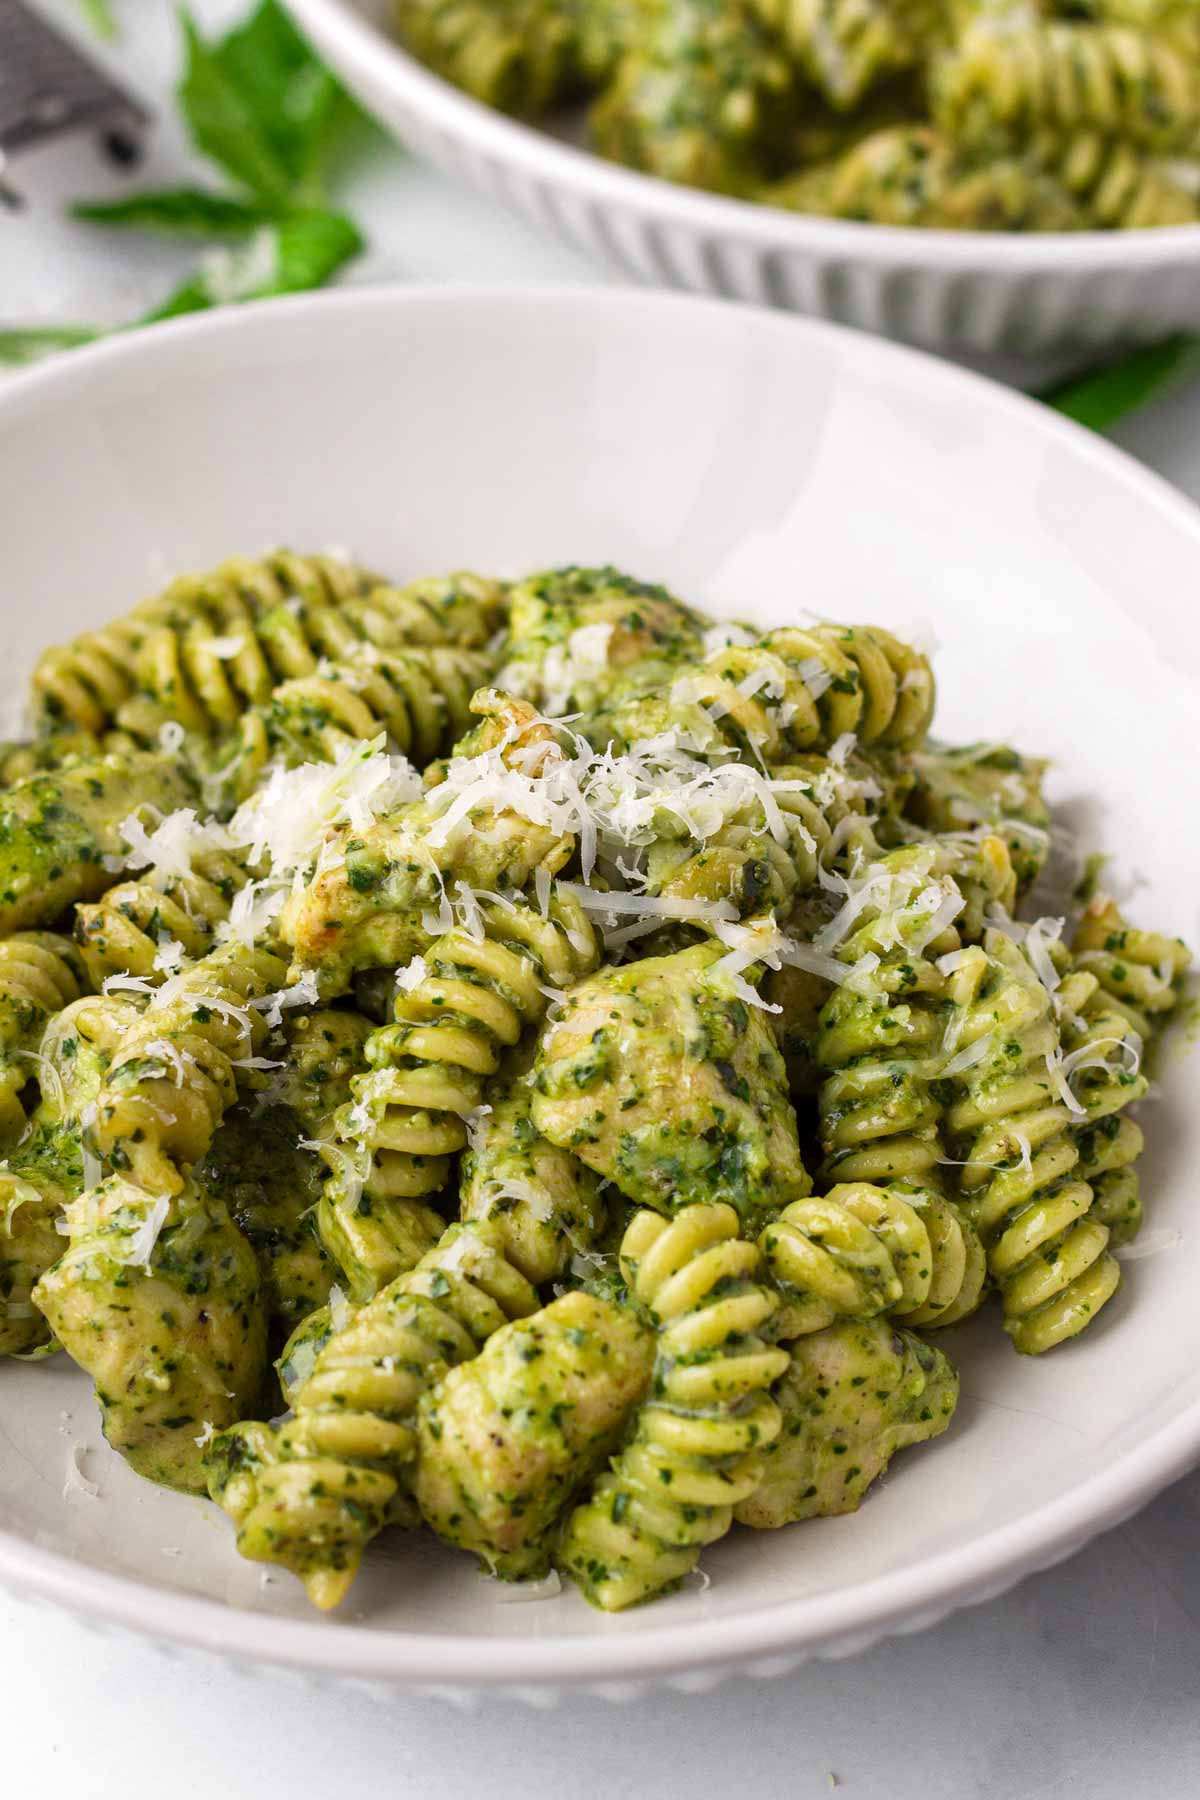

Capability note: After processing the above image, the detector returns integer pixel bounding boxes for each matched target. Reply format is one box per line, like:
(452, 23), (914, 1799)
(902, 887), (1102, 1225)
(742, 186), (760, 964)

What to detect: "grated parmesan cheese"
(62, 1444), (99, 1500)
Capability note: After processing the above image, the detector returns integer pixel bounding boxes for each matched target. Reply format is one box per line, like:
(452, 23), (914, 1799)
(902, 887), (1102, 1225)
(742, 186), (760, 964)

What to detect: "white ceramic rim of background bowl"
(286, 0), (1200, 274)
(2, 286), (1200, 1692)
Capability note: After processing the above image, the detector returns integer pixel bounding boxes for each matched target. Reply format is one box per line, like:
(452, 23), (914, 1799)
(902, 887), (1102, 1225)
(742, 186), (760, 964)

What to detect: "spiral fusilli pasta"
(0, 931), (88, 1144)
(557, 1203), (789, 1609)
(0, 992), (140, 1356)
(206, 1220), (540, 1607)
(87, 941), (289, 1193)
(940, 932), (1127, 1354)
(12, 552), (1191, 1616)
(318, 894), (599, 1297)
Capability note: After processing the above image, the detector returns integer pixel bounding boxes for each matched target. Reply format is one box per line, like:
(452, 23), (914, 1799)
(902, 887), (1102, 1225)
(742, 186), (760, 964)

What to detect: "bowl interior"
(2, 287), (1198, 1684)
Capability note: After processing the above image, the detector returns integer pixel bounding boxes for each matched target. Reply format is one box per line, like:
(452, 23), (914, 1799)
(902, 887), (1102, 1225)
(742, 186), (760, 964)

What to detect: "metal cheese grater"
(0, 0), (149, 207)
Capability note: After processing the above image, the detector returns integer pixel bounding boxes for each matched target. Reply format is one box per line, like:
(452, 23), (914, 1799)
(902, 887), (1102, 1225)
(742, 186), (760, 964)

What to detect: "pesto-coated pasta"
(316, 893), (599, 1299)
(940, 932), (1131, 1354)
(11, 554), (1190, 1616)
(930, 21), (1200, 153)
(0, 992), (140, 1356)
(33, 553), (375, 736)
(86, 941), (289, 1193)
(206, 1221), (540, 1607)
(73, 842), (250, 988)
(589, 0), (794, 195)
(0, 752), (196, 935)
(458, 1053), (607, 1284)
(215, 644), (492, 805)
(761, 1178), (986, 1336)
(393, 0), (1200, 231)
(0, 932), (88, 1144)
(557, 1203), (789, 1609)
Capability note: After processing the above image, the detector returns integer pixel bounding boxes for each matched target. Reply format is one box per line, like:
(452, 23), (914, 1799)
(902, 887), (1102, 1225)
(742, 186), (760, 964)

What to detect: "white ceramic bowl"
(285, 0), (1200, 356)
(1, 285), (1198, 1701)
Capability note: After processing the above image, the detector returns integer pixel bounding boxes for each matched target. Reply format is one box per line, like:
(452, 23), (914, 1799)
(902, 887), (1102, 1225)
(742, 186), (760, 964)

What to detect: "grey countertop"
(4, 6), (1199, 1794)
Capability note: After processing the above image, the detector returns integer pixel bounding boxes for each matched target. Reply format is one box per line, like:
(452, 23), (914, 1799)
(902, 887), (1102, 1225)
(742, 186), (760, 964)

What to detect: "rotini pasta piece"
(34, 1172), (267, 1492)
(86, 940), (289, 1194)
(0, 931), (88, 1144)
(930, 22), (1200, 153)
(590, 0), (794, 195)
(196, 1103), (336, 1335)
(940, 930), (1138, 1354)
(206, 1220), (540, 1607)
(213, 643), (491, 805)
(1051, 910), (1183, 1249)
(532, 937), (810, 1231)
(275, 1296), (342, 1408)
(73, 841), (250, 988)
(734, 1316), (958, 1528)
(1026, 130), (1198, 227)
(815, 837), (1014, 1193)
(764, 958), (835, 1097)
(761, 1179), (986, 1335)
(192, 1008), (368, 1332)
(394, 0), (580, 113)
(766, 123), (1083, 227)
(0, 991), (140, 1356)
(640, 753), (890, 920)
(248, 567), (507, 667)
(0, 752), (196, 935)
(496, 565), (708, 718)
(31, 552), (382, 738)
(280, 693), (576, 990)
(896, 740), (1050, 890)
(557, 1203), (789, 1609)
(618, 623), (935, 763)
(415, 1290), (654, 1579)
(750, 0), (923, 112)
(319, 893), (599, 1298)
(459, 1052), (607, 1284)
(0, 728), (138, 787)
(192, 1010), (371, 1333)
(1071, 893), (1192, 1043)
(1074, 1112), (1144, 1244)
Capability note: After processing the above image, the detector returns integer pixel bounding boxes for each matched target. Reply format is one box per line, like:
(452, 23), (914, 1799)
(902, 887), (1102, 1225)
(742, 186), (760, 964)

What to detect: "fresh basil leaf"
(269, 208), (364, 290)
(137, 210), (363, 325)
(72, 188), (282, 238)
(1041, 336), (1200, 433)
(0, 328), (97, 367)
(177, 11), (294, 204)
(212, 0), (352, 201)
(77, 0), (116, 38)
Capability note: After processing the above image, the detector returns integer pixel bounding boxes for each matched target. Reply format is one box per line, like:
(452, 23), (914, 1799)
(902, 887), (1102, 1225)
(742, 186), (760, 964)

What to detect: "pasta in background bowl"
(282, 0), (1200, 352)
(0, 283), (1198, 1697)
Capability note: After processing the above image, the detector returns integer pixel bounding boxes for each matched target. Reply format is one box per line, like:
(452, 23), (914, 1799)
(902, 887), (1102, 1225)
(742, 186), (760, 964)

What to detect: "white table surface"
(5, 5), (1200, 1795)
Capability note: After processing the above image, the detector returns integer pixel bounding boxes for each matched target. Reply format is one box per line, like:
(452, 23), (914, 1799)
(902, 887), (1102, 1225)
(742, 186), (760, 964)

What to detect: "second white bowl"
(286, 0), (1200, 355)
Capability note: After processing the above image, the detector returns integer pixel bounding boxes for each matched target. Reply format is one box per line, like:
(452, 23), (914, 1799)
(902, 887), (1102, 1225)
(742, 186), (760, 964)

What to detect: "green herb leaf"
(137, 210), (363, 325)
(1041, 336), (1200, 433)
(77, 0), (117, 39)
(211, 0), (354, 201)
(176, 1), (358, 205)
(0, 327), (98, 368)
(177, 10), (294, 204)
(72, 188), (283, 238)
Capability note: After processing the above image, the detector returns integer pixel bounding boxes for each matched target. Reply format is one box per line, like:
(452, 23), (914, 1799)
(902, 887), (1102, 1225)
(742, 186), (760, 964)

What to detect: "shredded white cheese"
(62, 1444), (99, 1500)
